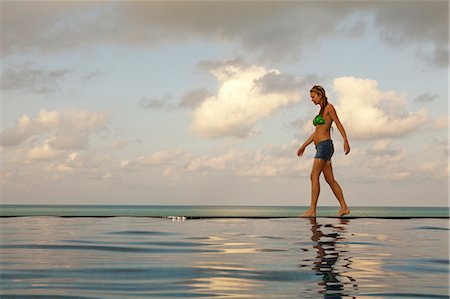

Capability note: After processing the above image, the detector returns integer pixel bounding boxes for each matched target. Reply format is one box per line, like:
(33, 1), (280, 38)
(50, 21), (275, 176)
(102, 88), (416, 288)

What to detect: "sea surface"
(1, 205), (449, 218)
(0, 206), (449, 298)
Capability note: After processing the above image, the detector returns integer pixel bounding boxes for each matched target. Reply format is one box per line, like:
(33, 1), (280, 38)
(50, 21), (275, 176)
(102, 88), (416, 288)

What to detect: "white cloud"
(433, 115), (449, 130)
(36, 109), (60, 126)
(236, 164), (278, 177)
(390, 171), (412, 181)
(26, 139), (64, 162)
(187, 154), (233, 172)
(0, 108), (110, 148)
(420, 161), (440, 174)
(370, 139), (391, 151)
(51, 152), (80, 173)
(333, 76), (428, 140)
(137, 150), (184, 166)
(0, 115), (36, 146)
(367, 140), (406, 165)
(127, 141), (311, 179)
(191, 64), (301, 138)
(121, 139), (447, 183)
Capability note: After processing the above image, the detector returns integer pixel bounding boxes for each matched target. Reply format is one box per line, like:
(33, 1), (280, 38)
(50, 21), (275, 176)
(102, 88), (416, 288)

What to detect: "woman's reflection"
(301, 218), (358, 298)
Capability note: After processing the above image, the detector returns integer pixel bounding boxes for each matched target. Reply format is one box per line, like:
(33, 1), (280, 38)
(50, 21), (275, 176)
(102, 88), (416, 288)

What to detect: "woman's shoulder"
(325, 103), (335, 113)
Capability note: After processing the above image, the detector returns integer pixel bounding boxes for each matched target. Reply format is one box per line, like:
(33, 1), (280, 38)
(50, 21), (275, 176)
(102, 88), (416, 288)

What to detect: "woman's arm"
(328, 105), (350, 155)
(297, 131), (315, 156)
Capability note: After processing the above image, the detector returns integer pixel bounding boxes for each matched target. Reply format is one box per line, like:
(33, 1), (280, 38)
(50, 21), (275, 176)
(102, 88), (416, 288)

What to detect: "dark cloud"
(414, 93), (438, 103)
(0, 62), (72, 93)
(254, 72), (303, 94)
(373, 1), (448, 67)
(179, 88), (212, 109)
(81, 69), (107, 82)
(1, 1), (447, 66)
(140, 90), (212, 110)
(254, 72), (324, 96)
(140, 95), (174, 110)
(374, 2), (448, 45)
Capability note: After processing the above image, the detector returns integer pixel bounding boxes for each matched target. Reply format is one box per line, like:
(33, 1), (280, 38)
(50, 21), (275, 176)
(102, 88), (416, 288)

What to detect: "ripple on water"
(62, 239), (214, 247)
(1, 295), (100, 299)
(0, 244), (220, 253)
(107, 230), (178, 236)
(1, 217), (449, 299)
(358, 292), (449, 298)
(383, 258), (449, 274)
(414, 226), (450, 231)
(2, 266), (317, 283)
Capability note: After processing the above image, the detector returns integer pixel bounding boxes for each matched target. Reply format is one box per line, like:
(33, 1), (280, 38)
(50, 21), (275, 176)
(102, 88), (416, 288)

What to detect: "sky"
(0, 1), (448, 207)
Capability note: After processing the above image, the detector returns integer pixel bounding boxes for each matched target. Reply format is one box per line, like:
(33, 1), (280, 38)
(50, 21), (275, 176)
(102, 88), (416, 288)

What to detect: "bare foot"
(300, 209), (316, 217)
(337, 207), (350, 217)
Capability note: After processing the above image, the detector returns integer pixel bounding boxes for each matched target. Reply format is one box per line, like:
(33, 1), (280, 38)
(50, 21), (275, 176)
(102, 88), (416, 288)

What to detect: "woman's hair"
(310, 85), (328, 116)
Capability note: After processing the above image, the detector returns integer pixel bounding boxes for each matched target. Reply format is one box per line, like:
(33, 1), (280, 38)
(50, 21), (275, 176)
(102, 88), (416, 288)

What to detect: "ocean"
(0, 205), (448, 218)
(1, 205), (449, 298)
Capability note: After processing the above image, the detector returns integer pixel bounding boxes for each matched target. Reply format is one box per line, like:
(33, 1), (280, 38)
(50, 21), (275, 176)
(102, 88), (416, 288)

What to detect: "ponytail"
(310, 85), (328, 116)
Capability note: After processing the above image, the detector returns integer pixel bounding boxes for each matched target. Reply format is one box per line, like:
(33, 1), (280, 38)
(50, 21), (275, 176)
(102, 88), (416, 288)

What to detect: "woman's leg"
(301, 158), (327, 217)
(323, 162), (350, 217)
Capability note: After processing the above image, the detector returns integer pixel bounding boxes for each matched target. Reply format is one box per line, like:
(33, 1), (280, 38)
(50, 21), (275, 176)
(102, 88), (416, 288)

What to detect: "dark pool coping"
(1, 215), (449, 219)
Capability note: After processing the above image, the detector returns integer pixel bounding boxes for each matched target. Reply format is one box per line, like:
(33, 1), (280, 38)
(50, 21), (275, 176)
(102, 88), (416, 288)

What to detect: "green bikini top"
(313, 114), (326, 126)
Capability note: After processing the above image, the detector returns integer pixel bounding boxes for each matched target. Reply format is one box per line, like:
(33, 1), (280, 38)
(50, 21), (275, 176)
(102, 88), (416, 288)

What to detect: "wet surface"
(1, 217), (448, 298)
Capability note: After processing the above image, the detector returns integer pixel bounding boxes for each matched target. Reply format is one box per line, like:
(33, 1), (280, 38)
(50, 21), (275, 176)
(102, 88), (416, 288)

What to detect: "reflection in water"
(188, 262), (262, 299)
(301, 218), (358, 298)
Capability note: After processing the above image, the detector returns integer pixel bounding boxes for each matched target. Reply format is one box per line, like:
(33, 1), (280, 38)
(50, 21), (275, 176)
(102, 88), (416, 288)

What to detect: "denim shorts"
(314, 139), (334, 161)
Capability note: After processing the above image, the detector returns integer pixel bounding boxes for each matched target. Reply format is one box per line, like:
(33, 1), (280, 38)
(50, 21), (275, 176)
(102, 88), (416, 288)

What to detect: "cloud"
(2, 2), (446, 66)
(187, 152), (235, 172)
(51, 152), (80, 173)
(140, 88), (213, 111)
(366, 139), (406, 163)
(123, 138), (447, 185)
(137, 150), (183, 166)
(120, 142), (311, 179)
(120, 150), (188, 172)
(373, 1), (448, 67)
(413, 93), (438, 103)
(334, 137), (448, 184)
(191, 62), (302, 138)
(433, 115), (449, 130)
(80, 69), (108, 82)
(179, 88), (212, 109)
(332, 76), (428, 140)
(110, 138), (143, 150)
(140, 94), (174, 110)
(26, 139), (64, 162)
(0, 108), (110, 148)
(254, 71), (304, 94)
(0, 115), (37, 147)
(1, 62), (72, 93)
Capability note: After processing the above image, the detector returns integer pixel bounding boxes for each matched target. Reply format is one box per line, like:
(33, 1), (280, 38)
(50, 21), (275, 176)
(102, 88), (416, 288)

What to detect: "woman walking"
(297, 85), (350, 217)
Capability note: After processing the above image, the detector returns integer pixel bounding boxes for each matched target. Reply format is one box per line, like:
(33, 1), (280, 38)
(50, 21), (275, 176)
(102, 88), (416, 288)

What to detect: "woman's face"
(310, 92), (321, 105)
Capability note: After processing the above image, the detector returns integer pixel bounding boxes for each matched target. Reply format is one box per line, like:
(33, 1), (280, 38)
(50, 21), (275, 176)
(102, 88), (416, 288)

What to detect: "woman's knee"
(310, 171), (320, 181)
(325, 175), (335, 185)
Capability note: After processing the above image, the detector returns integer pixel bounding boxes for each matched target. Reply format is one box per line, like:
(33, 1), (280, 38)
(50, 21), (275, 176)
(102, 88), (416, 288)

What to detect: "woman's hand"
(344, 140), (350, 155)
(297, 145), (306, 157)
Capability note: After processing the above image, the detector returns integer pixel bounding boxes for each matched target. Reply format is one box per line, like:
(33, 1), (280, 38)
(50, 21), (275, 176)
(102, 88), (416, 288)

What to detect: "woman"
(297, 85), (350, 217)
